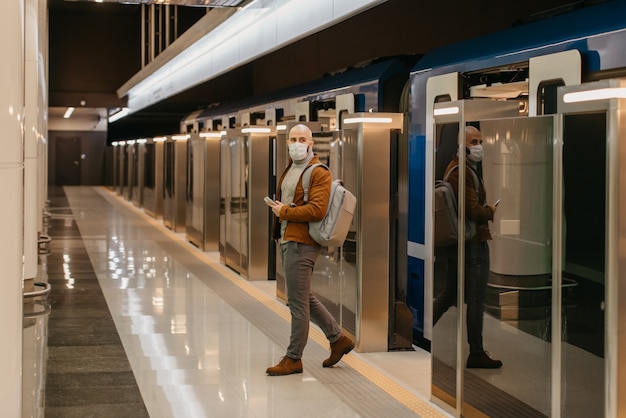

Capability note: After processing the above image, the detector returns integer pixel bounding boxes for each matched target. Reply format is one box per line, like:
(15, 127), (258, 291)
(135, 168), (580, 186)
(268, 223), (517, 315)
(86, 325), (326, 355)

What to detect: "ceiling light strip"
(124, 0), (385, 117)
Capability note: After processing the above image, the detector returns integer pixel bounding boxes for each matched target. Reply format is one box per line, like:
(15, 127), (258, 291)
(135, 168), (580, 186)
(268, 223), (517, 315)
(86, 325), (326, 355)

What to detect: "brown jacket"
(445, 156), (494, 242)
(272, 155), (331, 246)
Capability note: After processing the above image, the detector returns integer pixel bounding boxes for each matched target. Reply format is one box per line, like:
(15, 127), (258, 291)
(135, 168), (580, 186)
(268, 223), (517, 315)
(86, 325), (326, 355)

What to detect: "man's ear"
(465, 146), (471, 155)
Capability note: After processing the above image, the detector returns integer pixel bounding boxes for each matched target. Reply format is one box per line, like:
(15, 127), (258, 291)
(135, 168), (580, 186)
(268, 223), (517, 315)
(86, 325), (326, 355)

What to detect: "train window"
(250, 111), (265, 125)
(537, 79), (564, 115)
(434, 123), (460, 181)
(275, 108), (284, 123)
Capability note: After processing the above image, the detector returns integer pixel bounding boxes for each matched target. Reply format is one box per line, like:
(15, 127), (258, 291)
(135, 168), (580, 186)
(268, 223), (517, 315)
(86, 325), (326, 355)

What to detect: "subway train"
(110, 1), (626, 416)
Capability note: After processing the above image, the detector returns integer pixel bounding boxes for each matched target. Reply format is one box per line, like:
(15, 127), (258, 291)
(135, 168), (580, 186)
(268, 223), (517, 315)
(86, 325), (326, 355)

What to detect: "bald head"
(465, 126), (482, 147)
(289, 124), (313, 143)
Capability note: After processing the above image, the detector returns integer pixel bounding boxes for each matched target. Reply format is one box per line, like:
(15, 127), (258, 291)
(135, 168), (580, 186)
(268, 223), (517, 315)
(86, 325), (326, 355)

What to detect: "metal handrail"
(23, 281), (51, 299)
(487, 277), (578, 291)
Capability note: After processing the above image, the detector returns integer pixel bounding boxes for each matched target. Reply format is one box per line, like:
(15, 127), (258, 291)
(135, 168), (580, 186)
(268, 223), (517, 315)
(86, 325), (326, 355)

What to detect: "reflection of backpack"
(434, 165), (479, 247)
(302, 163), (357, 248)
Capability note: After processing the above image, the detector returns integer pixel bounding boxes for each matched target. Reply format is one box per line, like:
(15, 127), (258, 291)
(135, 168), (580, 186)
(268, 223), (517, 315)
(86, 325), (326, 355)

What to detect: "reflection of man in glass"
(433, 125), (502, 369)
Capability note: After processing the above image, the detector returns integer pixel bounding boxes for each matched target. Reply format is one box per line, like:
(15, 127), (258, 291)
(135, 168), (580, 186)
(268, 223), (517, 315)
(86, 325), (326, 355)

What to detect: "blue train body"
(406, 0), (626, 346)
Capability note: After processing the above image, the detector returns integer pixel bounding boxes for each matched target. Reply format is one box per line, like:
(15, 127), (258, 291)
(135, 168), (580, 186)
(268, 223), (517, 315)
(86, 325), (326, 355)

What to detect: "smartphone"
(493, 199), (501, 207)
(264, 196), (277, 207)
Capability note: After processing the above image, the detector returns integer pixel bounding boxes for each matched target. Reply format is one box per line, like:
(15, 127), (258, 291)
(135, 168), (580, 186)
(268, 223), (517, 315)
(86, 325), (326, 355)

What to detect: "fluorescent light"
(122, 0), (385, 114)
(109, 107), (129, 123)
(563, 87), (626, 103)
(111, 141), (118, 146)
(241, 127), (271, 133)
(63, 107), (75, 119)
(126, 140), (136, 145)
(433, 106), (460, 116)
(153, 136), (167, 142)
(118, 141), (126, 145)
(276, 125), (287, 131)
(200, 131), (225, 138)
(172, 134), (190, 140)
(343, 117), (393, 124)
(136, 138), (147, 144)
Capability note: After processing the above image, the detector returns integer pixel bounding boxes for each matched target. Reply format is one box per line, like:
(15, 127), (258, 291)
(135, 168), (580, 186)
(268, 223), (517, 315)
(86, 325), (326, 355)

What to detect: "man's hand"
(272, 201), (284, 217)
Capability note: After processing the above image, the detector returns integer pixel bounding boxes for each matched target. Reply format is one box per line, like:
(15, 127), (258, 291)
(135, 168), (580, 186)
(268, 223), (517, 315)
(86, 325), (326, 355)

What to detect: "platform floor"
(27, 186), (448, 418)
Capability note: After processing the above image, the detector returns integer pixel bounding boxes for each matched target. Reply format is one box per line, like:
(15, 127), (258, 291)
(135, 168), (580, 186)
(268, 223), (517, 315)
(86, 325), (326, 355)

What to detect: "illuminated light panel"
(343, 117), (393, 124)
(122, 0), (385, 115)
(199, 131), (226, 138)
(276, 125), (287, 131)
(153, 136), (167, 142)
(563, 87), (626, 103)
(111, 141), (118, 146)
(241, 127), (271, 133)
(172, 135), (190, 140)
(118, 141), (126, 145)
(126, 140), (136, 145)
(433, 106), (460, 116)
(109, 107), (129, 123)
(63, 107), (75, 119)
(136, 138), (147, 144)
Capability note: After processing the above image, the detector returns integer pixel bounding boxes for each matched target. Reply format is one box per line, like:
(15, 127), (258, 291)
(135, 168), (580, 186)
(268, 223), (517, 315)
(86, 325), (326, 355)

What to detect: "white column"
(24, 0), (39, 284)
(37, 0), (48, 237)
(24, 1), (47, 416)
(40, 0), (48, 220)
(0, 0), (25, 417)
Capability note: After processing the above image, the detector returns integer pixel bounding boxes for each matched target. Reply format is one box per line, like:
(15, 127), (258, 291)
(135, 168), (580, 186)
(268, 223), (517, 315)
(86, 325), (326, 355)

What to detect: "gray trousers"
(281, 241), (342, 359)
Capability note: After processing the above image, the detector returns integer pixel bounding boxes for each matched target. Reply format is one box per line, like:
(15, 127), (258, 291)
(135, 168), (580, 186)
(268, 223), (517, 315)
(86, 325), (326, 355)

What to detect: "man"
(266, 124), (354, 376)
(433, 125), (502, 369)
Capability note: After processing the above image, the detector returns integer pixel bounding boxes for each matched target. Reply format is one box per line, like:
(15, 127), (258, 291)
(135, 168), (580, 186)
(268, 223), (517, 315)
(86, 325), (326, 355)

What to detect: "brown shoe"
(323, 335), (355, 367)
(266, 356), (303, 376)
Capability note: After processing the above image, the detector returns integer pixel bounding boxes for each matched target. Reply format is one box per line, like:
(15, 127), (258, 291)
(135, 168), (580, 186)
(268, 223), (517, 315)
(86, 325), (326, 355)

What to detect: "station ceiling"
(47, 0), (606, 140)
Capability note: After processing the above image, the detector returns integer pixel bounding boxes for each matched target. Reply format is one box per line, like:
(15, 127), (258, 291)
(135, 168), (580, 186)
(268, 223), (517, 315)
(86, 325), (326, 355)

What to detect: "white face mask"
(467, 144), (483, 163)
(289, 142), (309, 161)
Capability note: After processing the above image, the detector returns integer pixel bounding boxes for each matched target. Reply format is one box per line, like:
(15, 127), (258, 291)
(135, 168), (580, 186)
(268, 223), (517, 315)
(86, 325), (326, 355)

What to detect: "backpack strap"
(444, 165), (482, 202)
(301, 163), (328, 203)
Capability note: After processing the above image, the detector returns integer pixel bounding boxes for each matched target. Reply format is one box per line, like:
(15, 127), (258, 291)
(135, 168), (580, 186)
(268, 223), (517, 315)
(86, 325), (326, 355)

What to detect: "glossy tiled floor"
(34, 186), (449, 418)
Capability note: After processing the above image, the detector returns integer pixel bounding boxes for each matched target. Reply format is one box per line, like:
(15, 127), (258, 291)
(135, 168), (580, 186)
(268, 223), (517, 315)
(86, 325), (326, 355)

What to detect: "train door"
(163, 136), (188, 232)
(185, 132), (221, 251)
(118, 142), (127, 196)
(220, 127), (274, 280)
(431, 96), (582, 417)
(132, 140), (145, 207)
(556, 79), (626, 418)
(126, 141), (136, 201)
(186, 133), (203, 247)
(143, 137), (164, 219)
(112, 144), (119, 192)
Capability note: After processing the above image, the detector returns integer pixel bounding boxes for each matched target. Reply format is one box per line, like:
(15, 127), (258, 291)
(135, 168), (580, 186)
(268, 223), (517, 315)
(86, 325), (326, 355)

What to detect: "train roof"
(412, 0), (626, 72)
(191, 55), (420, 120)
